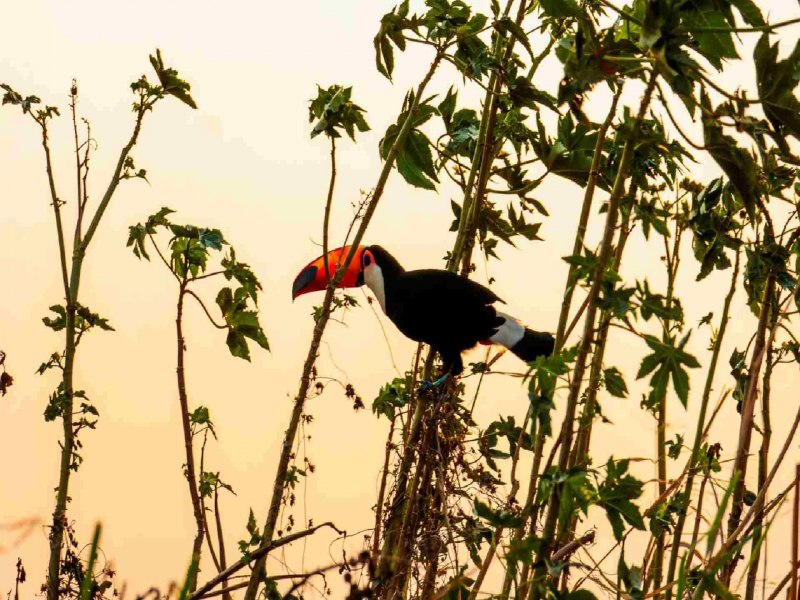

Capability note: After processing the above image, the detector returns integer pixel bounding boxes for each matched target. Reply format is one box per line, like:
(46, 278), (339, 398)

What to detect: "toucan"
(292, 245), (555, 376)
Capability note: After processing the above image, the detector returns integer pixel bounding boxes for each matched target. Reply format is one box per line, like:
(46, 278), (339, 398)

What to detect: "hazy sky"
(1, 0), (798, 596)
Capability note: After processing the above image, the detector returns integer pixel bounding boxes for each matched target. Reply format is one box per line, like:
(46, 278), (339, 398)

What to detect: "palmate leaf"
(754, 33), (800, 142)
(380, 97), (439, 190)
(538, 0), (581, 18)
(395, 129), (439, 190)
(42, 303), (114, 334)
(637, 332), (700, 407)
(494, 17), (534, 59)
(700, 91), (760, 221)
(217, 287), (270, 361)
(728, 0), (764, 27)
(681, 7), (738, 70)
(149, 48), (197, 109)
(532, 113), (603, 190)
(308, 84), (370, 141)
(373, 0), (410, 80)
(596, 458), (645, 540)
(603, 367), (628, 398)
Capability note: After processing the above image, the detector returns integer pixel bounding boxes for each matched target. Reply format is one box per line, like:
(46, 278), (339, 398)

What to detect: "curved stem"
(532, 71), (658, 596)
(185, 289), (227, 330)
(242, 48), (445, 600)
(177, 284), (205, 592)
(322, 136), (336, 282)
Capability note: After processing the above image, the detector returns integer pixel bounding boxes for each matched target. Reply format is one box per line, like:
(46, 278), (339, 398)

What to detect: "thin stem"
(533, 72), (658, 595)
(213, 487), (232, 600)
(725, 277), (774, 550)
(554, 82), (624, 347)
(458, 0), (530, 275)
(242, 49), (444, 600)
(664, 249), (741, 596)
(185, 289), (227, 330)
(322, 136), (336, 282)
(70, 83), (84, 248)
(745, 301), (777, 600)
(191, 522), (344, 600)
(177, 284), (205, 592)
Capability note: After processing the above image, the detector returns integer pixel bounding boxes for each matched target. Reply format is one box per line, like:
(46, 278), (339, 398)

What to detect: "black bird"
(292, 245), (554, 375)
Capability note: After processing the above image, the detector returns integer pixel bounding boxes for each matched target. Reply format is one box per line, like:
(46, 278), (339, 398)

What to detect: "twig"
(191, 522), (344, 600)
(185, 289), (227, 330)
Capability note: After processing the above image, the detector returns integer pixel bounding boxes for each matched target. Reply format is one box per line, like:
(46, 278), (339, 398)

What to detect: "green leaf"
(373, 1), (410, 80)
(149, 48), (197, 109)
(438, 87), (457, 128)
(597, 458), (645, 541)
(474, 498), (523, 528)
(603, 367), (628, 398)
(538, 0), (581, 18)
(372, 377), (410, 420)
(495, 17), (534, 58)
(395, 129), (439, 190)
(637, 333), (700, 408)
(189, 406), (211, 425)
(701, 92), (760, 222)
(754, 34), (800, 143)
(308, 84), (370, 141)
(729, 0), (765, 27)
(682, 9), (738, 70)
(199, 229), (224, 250)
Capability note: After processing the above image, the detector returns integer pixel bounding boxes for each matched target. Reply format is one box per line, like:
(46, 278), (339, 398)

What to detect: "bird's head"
(291, 245), (394, 300)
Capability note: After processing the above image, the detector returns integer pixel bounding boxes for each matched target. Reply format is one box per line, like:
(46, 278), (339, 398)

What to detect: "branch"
(147, 233), (182, 284)
(190, 522), (344, 600)
(322, 136), (336, 282)
(185, 289), (227, 330)
(552, 531), (596, 562)
(79, 101), (148, 253)
(36, 116), (70, 299)
(685, 16), (800, 33)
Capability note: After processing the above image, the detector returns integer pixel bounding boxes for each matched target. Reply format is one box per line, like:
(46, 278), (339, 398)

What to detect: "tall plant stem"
(176, 283), (205, 591)
(531, 72), (657, 596)
(570, 184), (635, 469)
(651, 217), (682, 599)
(448, 0), (518, 272)
(371, 413), (399, 563)
(723, 275), (775, 580)
(745, 308), (776, 600)
(792, 464), (799, 600)
(374, 398), (426, 588)
(46, 101), (149, 600)
(558, 195), (634, 591)
(242, 50), (444, 600)
(664, 249), (741, 596)
(553, 83), (624, 346)
(467, 416), (529, 600)
(322, 136), (336, 281)
(692, 388), (800, 599)
(507, 82), (625, 600)
(458, 0), (529, 275)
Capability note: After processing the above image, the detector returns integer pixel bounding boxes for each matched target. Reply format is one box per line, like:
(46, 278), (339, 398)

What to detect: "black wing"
(385, 269), (504, 356)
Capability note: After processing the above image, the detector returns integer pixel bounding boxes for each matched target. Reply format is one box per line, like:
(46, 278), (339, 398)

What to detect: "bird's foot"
(417, 374), (450, 394)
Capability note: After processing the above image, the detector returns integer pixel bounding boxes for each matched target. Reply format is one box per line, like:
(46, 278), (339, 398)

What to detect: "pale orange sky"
(1, 0), (799, 596)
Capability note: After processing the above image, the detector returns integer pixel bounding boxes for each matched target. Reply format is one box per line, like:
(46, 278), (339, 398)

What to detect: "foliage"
(128, 208), (269, 360)
(6, 2), (800, 599)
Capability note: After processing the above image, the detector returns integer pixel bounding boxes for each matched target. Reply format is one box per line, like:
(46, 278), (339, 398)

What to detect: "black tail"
(509, 328), (555, 363)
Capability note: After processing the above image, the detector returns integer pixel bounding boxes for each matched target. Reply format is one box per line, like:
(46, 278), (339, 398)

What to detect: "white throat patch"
(490, 311), (525, 348)
(363, 263), (387, 312)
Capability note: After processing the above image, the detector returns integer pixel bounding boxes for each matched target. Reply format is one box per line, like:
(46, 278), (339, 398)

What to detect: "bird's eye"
(363, 253), (372, 267)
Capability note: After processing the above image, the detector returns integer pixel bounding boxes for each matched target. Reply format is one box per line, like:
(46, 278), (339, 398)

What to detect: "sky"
(1, 0), (799, 597)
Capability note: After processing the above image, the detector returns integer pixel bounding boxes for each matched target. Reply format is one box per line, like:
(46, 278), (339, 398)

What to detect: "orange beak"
(291, 245), (365, 300)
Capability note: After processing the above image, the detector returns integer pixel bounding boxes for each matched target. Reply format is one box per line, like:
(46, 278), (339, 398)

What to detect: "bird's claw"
(417, 374), (450, 394)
